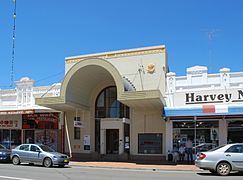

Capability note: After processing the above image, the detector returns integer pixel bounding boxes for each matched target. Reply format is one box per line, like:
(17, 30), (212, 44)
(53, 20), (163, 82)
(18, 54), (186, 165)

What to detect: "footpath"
(69, 161), (201, 171)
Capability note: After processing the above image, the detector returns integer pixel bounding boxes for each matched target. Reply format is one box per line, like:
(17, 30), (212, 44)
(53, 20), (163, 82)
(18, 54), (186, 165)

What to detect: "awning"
(163, 104), (243, 117)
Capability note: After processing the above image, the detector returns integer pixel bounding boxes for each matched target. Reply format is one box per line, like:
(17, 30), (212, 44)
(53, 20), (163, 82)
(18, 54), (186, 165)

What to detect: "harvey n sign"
(185, 89), (243, 105)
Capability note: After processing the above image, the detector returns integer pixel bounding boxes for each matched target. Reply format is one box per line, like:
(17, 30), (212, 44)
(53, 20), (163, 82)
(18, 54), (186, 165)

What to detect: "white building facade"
(164, 66), (243, 158)
(0, 77), (62, 150)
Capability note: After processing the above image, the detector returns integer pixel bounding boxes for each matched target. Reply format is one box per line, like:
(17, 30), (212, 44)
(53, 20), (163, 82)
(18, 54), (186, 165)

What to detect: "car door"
(29, 145), (42, 164)
(224, 145), (243, 170)
(18, 144), (30, 162)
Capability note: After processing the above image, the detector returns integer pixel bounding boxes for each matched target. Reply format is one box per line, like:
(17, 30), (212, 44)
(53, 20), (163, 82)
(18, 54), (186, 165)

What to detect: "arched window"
(95, 86), (129, 119)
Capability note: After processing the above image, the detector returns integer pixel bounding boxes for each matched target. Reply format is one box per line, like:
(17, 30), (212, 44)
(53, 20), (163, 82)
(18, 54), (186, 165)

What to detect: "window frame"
(138, 133), (163, 154)
(74, 117), (81, 140)
(225, 145), (243, 153)
(19, 145), (29, 151)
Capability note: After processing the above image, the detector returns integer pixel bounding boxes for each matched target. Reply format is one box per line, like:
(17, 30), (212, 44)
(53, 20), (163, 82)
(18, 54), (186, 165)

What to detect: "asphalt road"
(0, 163), (242, 180)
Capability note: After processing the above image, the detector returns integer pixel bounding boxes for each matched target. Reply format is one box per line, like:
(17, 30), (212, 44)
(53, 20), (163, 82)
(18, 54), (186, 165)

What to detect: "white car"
(195, 143), (243, 176)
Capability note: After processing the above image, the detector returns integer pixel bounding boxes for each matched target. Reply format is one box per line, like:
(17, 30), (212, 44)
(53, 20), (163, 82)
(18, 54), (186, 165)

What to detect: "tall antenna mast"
(202, 29), (220, 69)
(11, 0), (17, 87)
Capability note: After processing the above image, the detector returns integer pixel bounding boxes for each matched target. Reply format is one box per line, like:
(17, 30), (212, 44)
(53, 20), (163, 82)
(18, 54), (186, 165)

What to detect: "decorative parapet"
(0, 77), (61, 109)
(220, 68), (230, 87)
(170, 66), (243, 92)
(166, 72), (176, 93)
(186, 66), (208, 85)
(65, 46), (165, 64)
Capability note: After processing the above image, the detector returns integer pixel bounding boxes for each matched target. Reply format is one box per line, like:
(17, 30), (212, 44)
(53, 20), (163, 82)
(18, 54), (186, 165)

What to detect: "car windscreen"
(39, 145), (55, 152)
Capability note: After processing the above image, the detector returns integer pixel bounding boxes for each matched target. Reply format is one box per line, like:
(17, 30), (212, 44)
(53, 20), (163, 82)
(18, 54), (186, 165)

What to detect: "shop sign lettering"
(0, 120), (20, 129)
(0, 110), (34, 115)
(185, 90), (243, 104)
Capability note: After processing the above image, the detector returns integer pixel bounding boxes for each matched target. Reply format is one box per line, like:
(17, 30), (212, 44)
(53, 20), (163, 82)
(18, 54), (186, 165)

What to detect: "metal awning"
(163, 104), (243, 117)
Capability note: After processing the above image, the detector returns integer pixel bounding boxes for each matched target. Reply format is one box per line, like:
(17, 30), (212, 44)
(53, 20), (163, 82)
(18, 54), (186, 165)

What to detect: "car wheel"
(43, 158), (52, 168)
(12, 156), (20, 165)
(216, 162), (231, 176)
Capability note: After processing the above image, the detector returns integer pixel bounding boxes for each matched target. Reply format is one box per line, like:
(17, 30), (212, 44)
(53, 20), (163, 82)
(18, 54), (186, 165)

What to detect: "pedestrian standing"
(185, 139), (193, 163)
(179, 145), (185, 162)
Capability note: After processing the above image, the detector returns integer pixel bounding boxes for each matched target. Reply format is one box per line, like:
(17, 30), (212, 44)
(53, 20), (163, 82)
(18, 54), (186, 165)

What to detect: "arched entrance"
(95, 86), (130, 155)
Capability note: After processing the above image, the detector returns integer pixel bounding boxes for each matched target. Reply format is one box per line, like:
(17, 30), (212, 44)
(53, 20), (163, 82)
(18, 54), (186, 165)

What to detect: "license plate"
(64, 159), (69, 163)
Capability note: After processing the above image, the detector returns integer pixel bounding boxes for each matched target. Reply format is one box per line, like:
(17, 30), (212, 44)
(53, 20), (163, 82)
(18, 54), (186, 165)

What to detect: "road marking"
(0, 176), (34, 180)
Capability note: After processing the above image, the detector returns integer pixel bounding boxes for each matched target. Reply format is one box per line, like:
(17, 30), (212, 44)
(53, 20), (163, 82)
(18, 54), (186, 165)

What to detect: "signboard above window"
(174, 89), (243, 106)
(74, 117), (84, 128)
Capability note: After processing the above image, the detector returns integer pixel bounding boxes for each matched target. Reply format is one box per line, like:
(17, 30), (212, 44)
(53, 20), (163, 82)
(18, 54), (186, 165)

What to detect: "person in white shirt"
(179, 145), (185, 162)
(172, 146), (179, 163)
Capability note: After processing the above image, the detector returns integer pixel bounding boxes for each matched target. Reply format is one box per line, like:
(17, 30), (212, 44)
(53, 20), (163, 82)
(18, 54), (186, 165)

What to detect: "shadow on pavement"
(16, 163), (71, 168)
(197, 172), (243, 176)
(129, 160), (195, 166)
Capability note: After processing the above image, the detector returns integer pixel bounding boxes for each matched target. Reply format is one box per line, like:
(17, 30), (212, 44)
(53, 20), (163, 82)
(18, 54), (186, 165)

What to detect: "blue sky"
(1, 0), (243, 88)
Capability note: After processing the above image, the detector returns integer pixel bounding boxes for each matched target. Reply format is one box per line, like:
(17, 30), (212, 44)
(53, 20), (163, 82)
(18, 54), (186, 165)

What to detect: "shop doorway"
(106, 129), (119, 154)
(24, 130), (35, 143)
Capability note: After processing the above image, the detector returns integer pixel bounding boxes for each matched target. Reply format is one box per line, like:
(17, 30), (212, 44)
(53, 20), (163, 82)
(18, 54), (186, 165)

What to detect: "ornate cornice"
(65, 48), (165, 64)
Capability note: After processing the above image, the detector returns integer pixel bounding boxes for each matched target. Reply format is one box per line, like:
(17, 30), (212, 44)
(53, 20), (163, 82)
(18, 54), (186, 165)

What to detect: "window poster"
(35, 129), (57, 150)
(83, 135), (90, 150)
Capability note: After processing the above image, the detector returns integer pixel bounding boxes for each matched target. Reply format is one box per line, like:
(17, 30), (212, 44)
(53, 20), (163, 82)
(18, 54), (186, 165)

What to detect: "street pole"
(194, 116), (197, 147)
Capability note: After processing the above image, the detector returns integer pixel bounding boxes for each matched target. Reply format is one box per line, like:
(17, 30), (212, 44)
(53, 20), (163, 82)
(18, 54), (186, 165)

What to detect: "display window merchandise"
(22, 113), (59, 150)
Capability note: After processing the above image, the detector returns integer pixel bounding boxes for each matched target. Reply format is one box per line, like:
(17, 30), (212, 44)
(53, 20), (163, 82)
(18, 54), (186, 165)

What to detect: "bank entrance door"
(106, 129), (119, 154)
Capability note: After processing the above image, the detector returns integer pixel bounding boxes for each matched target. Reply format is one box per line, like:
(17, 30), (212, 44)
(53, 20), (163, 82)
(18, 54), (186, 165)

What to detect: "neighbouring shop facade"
(36, 45), (168, 161)
(0, 77), (62, 150)
(164, 66), (243, 158)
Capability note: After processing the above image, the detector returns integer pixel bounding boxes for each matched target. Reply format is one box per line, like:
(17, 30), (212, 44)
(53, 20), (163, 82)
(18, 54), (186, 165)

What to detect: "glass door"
(106, 129), (119, 154)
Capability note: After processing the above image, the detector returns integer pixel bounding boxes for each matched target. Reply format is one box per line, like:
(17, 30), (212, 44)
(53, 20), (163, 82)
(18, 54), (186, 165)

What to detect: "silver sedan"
(195, 143), (243, 176)
(11, 144), (69, 168)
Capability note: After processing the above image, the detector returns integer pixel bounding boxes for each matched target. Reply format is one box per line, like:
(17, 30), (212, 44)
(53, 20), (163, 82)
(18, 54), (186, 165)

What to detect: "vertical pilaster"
(165, 120), (173, 160)
(100, 129), (106, 154)
(219, 119), (227, 145)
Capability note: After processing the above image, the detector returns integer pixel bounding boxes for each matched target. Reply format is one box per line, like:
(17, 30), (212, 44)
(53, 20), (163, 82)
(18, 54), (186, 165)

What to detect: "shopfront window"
(0, 129), (21, 149)
(173, 120), (218, 153)
(228, 121), (243, 143)
(22, 113), (59, 150)
(138, 133), (162, 154)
